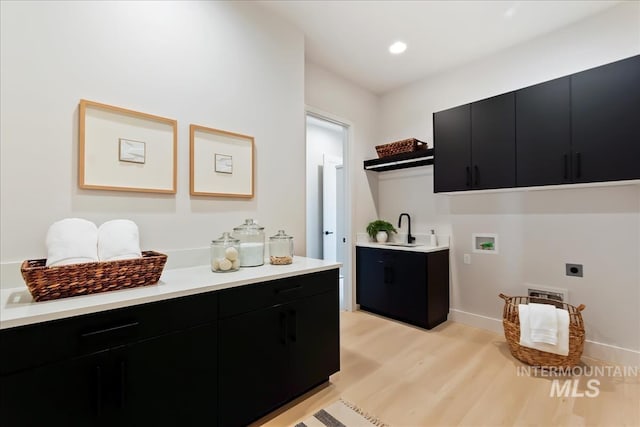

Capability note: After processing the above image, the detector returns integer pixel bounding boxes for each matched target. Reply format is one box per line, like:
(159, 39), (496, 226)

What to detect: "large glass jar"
(210, 232), (240, 272)
(233, 219), (265, 267)
(269, 230), (294, 265)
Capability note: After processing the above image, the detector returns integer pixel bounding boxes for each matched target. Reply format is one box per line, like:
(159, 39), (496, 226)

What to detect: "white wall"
(0, 2), (305, 266)
(377, 2), (640, 358)
(306, 116), (344, 259)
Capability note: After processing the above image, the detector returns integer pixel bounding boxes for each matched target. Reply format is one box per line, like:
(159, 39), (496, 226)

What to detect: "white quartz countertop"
(355, 242), (449, 253)
(0, 257), (340, 330)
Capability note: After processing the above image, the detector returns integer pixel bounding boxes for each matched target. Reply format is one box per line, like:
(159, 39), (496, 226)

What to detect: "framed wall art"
(190, 124), (254, 198)
(78, 99), (177, 193)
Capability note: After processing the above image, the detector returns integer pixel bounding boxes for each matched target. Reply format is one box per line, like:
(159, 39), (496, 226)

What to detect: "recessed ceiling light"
(389, 41), (407, 55)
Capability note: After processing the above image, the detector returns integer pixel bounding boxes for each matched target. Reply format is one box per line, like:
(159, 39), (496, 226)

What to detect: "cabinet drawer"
(219, 269), (338, 318)
(0, 291), (218, 375)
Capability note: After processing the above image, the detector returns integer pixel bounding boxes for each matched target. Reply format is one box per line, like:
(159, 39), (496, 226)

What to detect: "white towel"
(97, 219), (142, 262)
(519, 304), (570, 356)
(528, 302), (559, 345)
(45, 218), (99, 267)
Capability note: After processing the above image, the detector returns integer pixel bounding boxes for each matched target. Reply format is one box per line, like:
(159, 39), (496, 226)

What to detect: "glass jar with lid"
(269, 230), (294, 265)
(210, 232), (240, 272)
(233, 219), (265, 267)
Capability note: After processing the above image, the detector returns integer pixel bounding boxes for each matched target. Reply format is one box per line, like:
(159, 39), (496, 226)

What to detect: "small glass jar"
(233, 219), (265, 267)
(269, 230), (294, 265)
(210, 232), (240, 272)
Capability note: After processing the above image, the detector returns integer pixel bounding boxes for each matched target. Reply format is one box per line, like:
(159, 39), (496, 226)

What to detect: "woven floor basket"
(21, 251), (167, 302)
(375, 138), (427, 158)
(499, 293), (586, 368)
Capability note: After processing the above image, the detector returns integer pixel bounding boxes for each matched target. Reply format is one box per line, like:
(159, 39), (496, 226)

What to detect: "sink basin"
(384, 242), (423, 247)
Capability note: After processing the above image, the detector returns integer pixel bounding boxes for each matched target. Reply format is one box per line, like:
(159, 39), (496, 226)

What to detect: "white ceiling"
(259, 1), (622, 94)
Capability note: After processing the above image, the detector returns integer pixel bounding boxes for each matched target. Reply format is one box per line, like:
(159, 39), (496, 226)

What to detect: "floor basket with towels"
(21, 218), (167, 302)
(499, 293), (586, 368)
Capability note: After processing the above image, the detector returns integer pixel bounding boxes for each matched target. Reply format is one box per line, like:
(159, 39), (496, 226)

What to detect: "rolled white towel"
(97, 219), (142, 262)
(46, 218), (99, 267)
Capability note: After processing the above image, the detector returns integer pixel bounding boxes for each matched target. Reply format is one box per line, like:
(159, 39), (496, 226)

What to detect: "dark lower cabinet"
(356, 247), (449, 329)
(0, 269), (340, 427)
(0, 294), (219, 427)
(218, 270), (339, 427)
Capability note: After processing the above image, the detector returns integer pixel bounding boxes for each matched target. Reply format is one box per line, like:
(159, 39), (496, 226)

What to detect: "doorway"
(305, 112), (351, 311)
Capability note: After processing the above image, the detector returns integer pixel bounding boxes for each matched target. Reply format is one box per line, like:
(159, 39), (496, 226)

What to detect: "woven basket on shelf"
(499, 293), (586, 368)
(21, 251), (167, 302)
(375, 138), (428, 158)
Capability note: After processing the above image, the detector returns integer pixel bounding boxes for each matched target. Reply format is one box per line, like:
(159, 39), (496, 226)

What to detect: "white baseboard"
(449, 309), (639, 367)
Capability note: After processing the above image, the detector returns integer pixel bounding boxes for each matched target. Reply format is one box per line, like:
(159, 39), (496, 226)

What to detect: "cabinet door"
(218, 306), (290, 427)
(471, 92), (516, 190)
(289, 290), (340, 397)
(572, 55), (640, 182)
(516, 77), (571, 187)
(356, 247), (390, 313)
(387, 251), (428, 328)
(121, 323), (218, 426)
(0, 350), (111, 427)
(433, 104), (472, 192)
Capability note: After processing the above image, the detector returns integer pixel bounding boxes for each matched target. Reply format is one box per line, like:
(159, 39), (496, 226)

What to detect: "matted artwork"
(79, 99), (177, 193)
(190, 124), (254, 198)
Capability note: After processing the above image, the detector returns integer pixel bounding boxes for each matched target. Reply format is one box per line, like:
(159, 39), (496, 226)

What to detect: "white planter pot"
(375, 231), (388, 243)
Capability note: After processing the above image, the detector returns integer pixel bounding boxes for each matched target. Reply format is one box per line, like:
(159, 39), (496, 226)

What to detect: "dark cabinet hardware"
(81, 321), (139, 339)
(275, 285), (302, 295)
(324, 231), (333, 235)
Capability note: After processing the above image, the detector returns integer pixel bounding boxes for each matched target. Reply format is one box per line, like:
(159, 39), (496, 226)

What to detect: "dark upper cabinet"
(433, 104), (471, 192)
(571, 55), (640, 183)
(433, 55), (640, 192)
(471, 92), (516, 190)
(516, 76), (571, 187)
(433, 93), (515, 192)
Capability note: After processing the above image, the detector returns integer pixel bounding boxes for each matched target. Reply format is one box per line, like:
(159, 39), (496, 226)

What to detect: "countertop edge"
(0, 258), (341, 330)
(355, 242), (449, 253)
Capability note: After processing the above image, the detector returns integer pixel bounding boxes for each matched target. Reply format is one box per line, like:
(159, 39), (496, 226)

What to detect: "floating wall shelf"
(363, 148), (434, 172)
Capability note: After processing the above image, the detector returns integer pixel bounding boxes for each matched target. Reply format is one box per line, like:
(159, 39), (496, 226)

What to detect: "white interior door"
(322, 155), (342, 262)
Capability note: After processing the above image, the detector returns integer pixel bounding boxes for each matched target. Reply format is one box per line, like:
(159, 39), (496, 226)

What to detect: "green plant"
(366, 220), (397, 239)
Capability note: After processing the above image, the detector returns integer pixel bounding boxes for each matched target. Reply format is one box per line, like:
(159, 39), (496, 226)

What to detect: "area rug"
(294, 399), (389, 427)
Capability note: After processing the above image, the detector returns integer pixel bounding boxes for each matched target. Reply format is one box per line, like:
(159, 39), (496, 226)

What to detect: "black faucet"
(398, 213), (415, 244)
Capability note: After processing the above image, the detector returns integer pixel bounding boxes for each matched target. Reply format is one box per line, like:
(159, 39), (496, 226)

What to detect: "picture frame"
(190, 124), (254, 198)
(79, 99), (177, 194)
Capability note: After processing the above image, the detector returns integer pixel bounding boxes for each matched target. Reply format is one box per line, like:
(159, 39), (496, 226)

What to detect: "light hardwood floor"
(253, 310), (639, 427)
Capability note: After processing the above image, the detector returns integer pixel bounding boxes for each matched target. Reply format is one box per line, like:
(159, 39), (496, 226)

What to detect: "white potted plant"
(366, 220), (397, 243)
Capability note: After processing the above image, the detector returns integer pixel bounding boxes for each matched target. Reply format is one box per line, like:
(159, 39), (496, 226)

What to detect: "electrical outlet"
(463, 254), (471, 265)
(566, 263), (583, 277)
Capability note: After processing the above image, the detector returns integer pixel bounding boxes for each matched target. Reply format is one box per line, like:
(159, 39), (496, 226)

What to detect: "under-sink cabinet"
(0, 267), (340, 427)
(356, 247), (449, 329)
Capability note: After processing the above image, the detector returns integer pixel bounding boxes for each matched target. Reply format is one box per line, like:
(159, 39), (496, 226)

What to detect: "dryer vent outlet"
(527, 287), (567, 308)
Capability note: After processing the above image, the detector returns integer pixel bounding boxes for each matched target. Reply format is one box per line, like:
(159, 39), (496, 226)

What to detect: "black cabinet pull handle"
(383, 266), (393, 284)
(81, 321), (139, 339)
(279, 312), (287, 345)
(465, 166), (471, 187)
(474, 165), (479, 186)
(95, 365), (102, 417)
(275, 285), (302, 295)
(120, 360), (126, 409)
(563, 154), (569, 180)
(576, 152), (582, 178)
(288, 310), (297, 343)
(324, 231), (334, 235)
